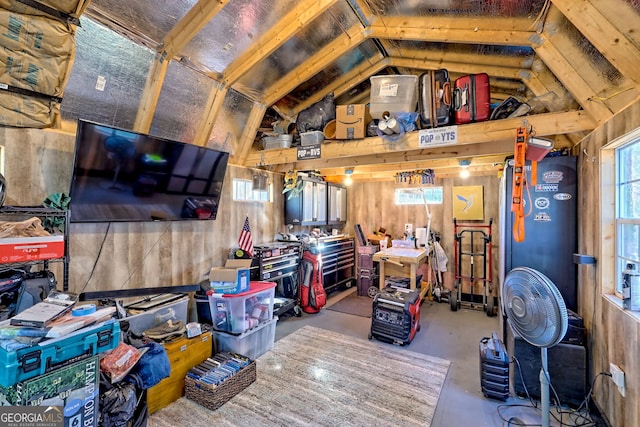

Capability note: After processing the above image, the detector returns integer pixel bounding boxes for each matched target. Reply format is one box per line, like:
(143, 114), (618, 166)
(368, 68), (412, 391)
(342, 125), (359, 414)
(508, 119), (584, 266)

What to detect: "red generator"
(368, 286), (421, 346)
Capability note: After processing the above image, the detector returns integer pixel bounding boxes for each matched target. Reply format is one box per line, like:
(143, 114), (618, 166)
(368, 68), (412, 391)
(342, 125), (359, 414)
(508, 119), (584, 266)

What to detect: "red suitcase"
(453, 73), (490, 124)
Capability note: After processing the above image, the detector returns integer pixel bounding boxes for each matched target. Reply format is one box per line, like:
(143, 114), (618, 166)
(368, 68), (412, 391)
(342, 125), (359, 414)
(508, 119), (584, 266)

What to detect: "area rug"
(149, 325), (450, 427)
(326, 293), (374, 318)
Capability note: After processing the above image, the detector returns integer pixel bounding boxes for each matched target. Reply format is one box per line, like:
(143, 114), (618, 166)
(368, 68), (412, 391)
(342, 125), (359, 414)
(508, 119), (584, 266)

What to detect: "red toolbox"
(368, 286), (420, 346)
(453, 73), (490, 124)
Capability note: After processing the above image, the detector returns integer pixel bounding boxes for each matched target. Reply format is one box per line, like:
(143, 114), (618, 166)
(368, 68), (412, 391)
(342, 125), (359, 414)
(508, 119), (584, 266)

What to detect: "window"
(395, 187), (443, 205)
(616, 137), (640, 294)
(233, 178), (271, 202)
(602, 127), (640, 298)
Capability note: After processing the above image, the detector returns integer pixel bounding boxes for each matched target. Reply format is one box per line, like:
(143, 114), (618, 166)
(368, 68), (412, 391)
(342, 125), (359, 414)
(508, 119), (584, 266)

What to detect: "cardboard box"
(209, 259), (252, 294)
(0, 355), (100, 427)
(0, 235), (64, 263)
(336, 104), (371, 139)
(147, 332), (212, 414)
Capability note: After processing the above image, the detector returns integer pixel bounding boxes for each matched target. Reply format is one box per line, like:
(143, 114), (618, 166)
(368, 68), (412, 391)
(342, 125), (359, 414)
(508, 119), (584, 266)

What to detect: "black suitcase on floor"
(418, 69), (452, 128)
(479, 332), (509, 401)
(369, 286), (420, 346)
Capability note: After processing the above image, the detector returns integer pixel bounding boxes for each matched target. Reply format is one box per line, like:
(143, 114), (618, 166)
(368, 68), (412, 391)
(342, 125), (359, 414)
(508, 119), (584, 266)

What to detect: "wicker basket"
(184, 360), (257, 411)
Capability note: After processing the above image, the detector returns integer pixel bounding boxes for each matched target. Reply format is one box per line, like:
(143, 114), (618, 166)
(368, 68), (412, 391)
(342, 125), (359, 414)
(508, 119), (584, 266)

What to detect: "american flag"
(238, 215), (253, 256)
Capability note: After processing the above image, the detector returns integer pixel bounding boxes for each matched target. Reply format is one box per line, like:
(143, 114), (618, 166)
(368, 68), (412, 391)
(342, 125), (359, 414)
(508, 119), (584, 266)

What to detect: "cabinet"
(0, 206), (70, 291)
(285, 178), (327, 226)
(327, 183), (347, 225)
(316, 236), (355, 293)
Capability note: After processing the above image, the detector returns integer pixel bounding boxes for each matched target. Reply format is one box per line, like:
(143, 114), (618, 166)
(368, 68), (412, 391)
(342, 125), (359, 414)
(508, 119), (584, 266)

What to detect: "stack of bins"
(208, 281), (277, 360)
(357, 245), (379, 297)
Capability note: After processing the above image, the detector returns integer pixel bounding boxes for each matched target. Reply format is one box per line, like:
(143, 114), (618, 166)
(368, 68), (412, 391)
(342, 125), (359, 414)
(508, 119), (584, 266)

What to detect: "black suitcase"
(479, 331), (510, 401)
(418, 69), (452, 128)
(369, 286), (420, 346)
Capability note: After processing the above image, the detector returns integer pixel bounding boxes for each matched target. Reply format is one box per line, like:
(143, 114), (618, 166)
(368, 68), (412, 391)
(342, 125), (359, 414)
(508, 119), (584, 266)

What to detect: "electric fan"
(502, 266), (568, 427)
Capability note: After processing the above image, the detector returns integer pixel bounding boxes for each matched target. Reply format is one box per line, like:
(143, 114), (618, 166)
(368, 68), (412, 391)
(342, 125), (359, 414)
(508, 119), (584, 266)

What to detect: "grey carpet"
(149, 325), (450, 427)
(326, 293), (374, 318)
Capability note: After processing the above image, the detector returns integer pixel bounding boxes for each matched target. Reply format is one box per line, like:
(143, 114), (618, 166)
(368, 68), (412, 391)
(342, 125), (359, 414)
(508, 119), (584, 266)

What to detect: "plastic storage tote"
(208, 281), (276, 334)
(369, 75), (418, 119)
(212, 316), (278, 360)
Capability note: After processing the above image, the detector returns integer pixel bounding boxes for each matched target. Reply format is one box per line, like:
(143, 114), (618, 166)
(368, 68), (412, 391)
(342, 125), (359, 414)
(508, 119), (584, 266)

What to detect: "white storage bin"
(213, 316), (278, 360)
(369, 75), (418, 119)
(208, 281), (276, 334)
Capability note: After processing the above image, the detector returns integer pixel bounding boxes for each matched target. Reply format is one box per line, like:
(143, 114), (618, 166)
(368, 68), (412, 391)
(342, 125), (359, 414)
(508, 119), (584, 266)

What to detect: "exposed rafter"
(220, 0), (338, 86)
(551, 0), (640, 86)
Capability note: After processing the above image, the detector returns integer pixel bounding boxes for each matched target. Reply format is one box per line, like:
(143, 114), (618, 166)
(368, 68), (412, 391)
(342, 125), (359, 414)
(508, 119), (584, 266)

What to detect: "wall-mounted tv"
(69, 119), (229, 223)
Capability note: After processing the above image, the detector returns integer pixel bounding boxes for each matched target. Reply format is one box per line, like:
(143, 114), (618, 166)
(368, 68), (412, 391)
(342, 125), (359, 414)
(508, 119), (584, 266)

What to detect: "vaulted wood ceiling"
(87, 0), (640, 182)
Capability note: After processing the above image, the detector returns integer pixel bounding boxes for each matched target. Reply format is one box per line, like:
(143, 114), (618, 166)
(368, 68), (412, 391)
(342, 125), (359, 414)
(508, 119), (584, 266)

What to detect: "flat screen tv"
(69, 119), (229, 223)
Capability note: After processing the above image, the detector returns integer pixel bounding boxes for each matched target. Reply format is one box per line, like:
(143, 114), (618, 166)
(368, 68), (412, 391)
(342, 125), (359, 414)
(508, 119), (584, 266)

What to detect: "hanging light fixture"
(344, 168), (354, 185)
(459, 159), (471, 178)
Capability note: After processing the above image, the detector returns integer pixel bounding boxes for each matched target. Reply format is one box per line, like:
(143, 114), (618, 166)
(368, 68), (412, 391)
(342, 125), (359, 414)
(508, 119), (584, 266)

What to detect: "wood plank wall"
(0, 127), (286, 295)
(4, 100), (640, 425)
(577, 98), (640, 427)
(345, 174), (502, 297)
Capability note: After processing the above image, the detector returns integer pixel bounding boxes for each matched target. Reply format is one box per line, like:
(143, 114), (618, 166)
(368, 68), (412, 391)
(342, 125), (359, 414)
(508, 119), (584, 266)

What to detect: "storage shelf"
(0, 205), (69, 291)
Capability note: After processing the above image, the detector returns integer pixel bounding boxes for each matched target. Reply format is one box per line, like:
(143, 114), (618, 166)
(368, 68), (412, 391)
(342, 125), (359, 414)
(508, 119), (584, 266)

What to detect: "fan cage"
(502, 266), (568, 348)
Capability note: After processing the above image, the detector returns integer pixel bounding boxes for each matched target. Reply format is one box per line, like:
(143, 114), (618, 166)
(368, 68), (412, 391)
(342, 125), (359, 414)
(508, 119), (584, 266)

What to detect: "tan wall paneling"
(0, 128), (284, 295)
(346, 174), (501, 297)
(577, 98), (640, 427)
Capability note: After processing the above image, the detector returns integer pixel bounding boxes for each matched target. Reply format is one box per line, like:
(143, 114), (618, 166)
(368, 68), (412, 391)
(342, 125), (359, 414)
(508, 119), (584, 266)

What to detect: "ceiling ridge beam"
(551, 0), (640, 86)
(242, 110), (595, 167)
(221, 0), (338, 86)
(393, 49), (533, 69)
(263, 24), (368, 106)
(162, 0), (230, 60)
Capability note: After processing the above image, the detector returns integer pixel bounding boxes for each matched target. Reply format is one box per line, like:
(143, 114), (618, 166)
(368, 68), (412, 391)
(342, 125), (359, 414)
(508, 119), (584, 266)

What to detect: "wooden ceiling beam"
(537, 6), (638, 117)
(133, 57), (169, 134)
(161, 0), (230, 60)
(320, 154), (507, 177)
(551, 0), (640, 86)
(369, 16), (535, 46)
(390, 57), (523, 80)
(233, 102), (267, 165)
(242, 110), (595, 167)
(388, 48), (532, 69)
(263, 24), (368, 106)
(221, 0), (337, 85)
(193, 82), (228, 147)
(281, 140), (516, 174)
(531, 35), (614, 123)
(287, 57), (388, 116)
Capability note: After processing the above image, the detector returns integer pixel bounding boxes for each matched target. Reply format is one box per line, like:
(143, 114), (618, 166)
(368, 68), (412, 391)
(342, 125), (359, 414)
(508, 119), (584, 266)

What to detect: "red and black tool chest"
(368, 286), (420, 346)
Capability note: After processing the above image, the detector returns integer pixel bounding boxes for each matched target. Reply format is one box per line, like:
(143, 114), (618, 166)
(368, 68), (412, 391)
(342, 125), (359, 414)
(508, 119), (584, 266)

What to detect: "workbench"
(372, 247), (429, 300)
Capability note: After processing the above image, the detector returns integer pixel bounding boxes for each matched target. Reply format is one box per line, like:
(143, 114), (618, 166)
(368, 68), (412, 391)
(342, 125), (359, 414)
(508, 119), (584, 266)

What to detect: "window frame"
(232, 178), (272, 202)
(601, 127), (640, 298)
(394, 187), (444, 205)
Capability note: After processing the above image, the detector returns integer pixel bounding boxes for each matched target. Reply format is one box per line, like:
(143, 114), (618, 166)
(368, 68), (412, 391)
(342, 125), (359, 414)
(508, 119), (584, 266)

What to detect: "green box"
(0, 355), (99, 427)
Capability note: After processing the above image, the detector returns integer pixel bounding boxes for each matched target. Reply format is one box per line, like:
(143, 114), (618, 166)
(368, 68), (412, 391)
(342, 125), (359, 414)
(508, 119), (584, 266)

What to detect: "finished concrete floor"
(274, 288), (603, 427)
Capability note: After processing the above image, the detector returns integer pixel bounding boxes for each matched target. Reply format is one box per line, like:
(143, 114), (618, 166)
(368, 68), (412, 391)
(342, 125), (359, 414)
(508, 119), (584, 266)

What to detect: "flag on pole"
(238, 215), (253, 256)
